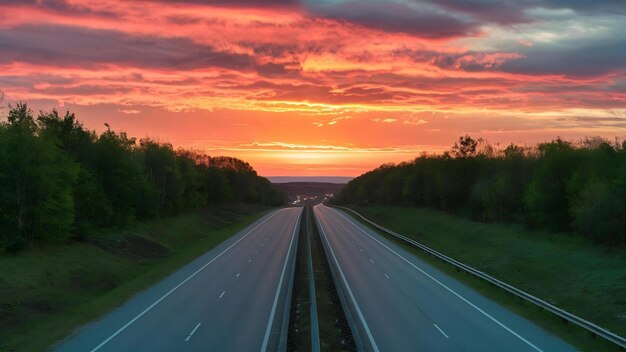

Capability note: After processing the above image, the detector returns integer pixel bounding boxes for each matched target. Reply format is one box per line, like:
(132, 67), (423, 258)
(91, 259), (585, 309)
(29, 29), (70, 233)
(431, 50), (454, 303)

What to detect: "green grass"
(350, 205), (626, 352)
(0, 204), (271, 352)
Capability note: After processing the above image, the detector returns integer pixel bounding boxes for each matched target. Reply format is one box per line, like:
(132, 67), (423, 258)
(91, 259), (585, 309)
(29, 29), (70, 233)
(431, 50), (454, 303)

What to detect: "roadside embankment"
(0, 204), (271, 352)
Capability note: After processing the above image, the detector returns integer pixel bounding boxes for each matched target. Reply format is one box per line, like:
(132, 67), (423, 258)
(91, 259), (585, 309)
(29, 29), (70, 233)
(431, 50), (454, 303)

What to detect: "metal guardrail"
(333, 205), (626, 350)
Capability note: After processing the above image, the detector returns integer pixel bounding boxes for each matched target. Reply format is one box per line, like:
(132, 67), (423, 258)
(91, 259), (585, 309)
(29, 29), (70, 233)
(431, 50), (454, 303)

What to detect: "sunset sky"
(1, 0), (625, 176)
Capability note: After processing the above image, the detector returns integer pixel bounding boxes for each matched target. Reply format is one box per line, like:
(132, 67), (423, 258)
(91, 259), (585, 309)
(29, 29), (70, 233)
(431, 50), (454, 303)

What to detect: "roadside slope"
(0, 204), (271, 352)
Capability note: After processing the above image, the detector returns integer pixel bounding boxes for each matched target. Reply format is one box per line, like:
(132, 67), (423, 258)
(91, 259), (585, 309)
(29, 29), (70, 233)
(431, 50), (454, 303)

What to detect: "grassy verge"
(348, 205), (626, 352)
(0, 204), (271, 352)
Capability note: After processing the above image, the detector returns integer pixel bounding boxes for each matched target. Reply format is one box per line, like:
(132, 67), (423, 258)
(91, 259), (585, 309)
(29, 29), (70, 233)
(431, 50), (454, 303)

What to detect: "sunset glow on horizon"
(1, 0), (625, 176)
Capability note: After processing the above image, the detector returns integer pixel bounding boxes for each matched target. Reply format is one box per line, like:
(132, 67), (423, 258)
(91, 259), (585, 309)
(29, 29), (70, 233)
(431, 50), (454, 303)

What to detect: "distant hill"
(267, 176), (353, 184)
(273, 182), (346, 205)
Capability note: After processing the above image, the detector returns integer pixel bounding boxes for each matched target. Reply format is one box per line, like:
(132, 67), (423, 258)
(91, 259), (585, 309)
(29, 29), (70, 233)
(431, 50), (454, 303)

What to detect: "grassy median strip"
(287, 206), (313, 351)
(349, 205), (626, 352)
(0, 204), (271, 352)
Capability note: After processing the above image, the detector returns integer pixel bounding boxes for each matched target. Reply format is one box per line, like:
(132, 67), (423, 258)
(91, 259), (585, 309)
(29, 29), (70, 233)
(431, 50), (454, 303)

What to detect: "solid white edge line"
(260, 208), (302, 352)
(328, 205), (544, 352)
(315, 207), (380, 352)
(88, 208), (288, 352)
(185, 322), (202, 342)
(434, 324), (449, 339)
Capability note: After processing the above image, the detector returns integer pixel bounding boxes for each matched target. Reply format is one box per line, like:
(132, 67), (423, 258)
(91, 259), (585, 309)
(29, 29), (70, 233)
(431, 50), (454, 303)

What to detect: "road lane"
(55, 207), (302, 352)
(314, 204), (576, 352)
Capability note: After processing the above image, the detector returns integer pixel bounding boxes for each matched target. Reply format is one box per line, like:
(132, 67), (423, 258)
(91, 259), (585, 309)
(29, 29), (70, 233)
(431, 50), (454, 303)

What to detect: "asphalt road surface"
(314, 204), (576, 352)
(54, 207), (302, 352)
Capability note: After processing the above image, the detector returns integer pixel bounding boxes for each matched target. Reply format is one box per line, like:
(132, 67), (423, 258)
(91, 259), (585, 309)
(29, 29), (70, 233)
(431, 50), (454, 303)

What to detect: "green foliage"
(0, 103), (284, 252)
(572, 181), (626, 245)
(139, 139), (183, 216)
(524, 139), (578, 231)
(72, 168), (113, 238)
(334, 135), (626, 247)
(0, 105), (78, 250)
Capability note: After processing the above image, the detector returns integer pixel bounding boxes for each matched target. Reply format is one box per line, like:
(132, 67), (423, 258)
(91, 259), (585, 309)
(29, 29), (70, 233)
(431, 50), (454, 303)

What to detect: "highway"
(54, 207), (302, 352)
(313, 204), (576, 352)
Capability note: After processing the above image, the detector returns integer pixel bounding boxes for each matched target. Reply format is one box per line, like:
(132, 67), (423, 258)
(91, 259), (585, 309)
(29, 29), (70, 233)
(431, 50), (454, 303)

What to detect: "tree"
(37, 109), (113, 236)
(573, 181), (625, 245)
(524, 139), (578, 231)
(0, 104), (78, 250)
(175, 150), (205, 209)
(139, 139), (182, 216)
(91, 127), (158, 224)
(452, 135), (478, 158)
(203, 166), (232, 203)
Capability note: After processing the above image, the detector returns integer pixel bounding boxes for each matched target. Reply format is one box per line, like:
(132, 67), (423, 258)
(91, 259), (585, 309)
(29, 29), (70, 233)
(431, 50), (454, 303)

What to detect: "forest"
(0, 102), (284, 252)
(334, 135), (626, 246)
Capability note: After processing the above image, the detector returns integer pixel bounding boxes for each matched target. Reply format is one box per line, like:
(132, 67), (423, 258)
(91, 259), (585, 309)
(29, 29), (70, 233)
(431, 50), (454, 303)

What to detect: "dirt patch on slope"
(90, 235), (170, 262)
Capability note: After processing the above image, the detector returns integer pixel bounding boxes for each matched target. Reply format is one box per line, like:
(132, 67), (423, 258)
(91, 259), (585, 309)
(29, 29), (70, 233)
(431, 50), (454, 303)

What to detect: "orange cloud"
(0, 0), (625, 176)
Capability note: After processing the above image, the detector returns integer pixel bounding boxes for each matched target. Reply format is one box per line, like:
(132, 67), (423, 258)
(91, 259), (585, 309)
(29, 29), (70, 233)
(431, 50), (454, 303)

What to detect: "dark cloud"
(33, 84), (134, 96)
(427, 0), (530, 25)
(0, 24), (256, 71)
(304, 1), (478, 38)
(302, 0), (625, 38)
(140, 0), (298, 8)
(256, 63), (290, 76)
(536, 0), (626, 15)
(0, 74), (74, 89)
(0, 0), (119, 17)
(429, 0), (626, 25)
(501, 39), (626, 77)
(557, 115), (626, 128)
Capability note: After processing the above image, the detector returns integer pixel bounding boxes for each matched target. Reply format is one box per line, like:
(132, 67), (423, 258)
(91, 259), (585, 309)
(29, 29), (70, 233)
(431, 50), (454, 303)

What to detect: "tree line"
(0, 103), (284, 252)
(334, 135), (626, 246)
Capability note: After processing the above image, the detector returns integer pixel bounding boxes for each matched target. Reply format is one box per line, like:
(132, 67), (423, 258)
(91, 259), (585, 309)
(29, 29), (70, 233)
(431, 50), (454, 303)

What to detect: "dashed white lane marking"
(185, 322), (202, 342)
(359, 248), (364, 253)
(329, 207), (543, 352)
(236, 273), (240, 278)
(248, 258), (252, 263)
(384, 273), (390, 279)
(261, 208), (302, 352)
(369, 259), (375, 264)
(88, 208), (288, 352)
(434, 324), (449, 339)
(219, 291), (226, 299)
